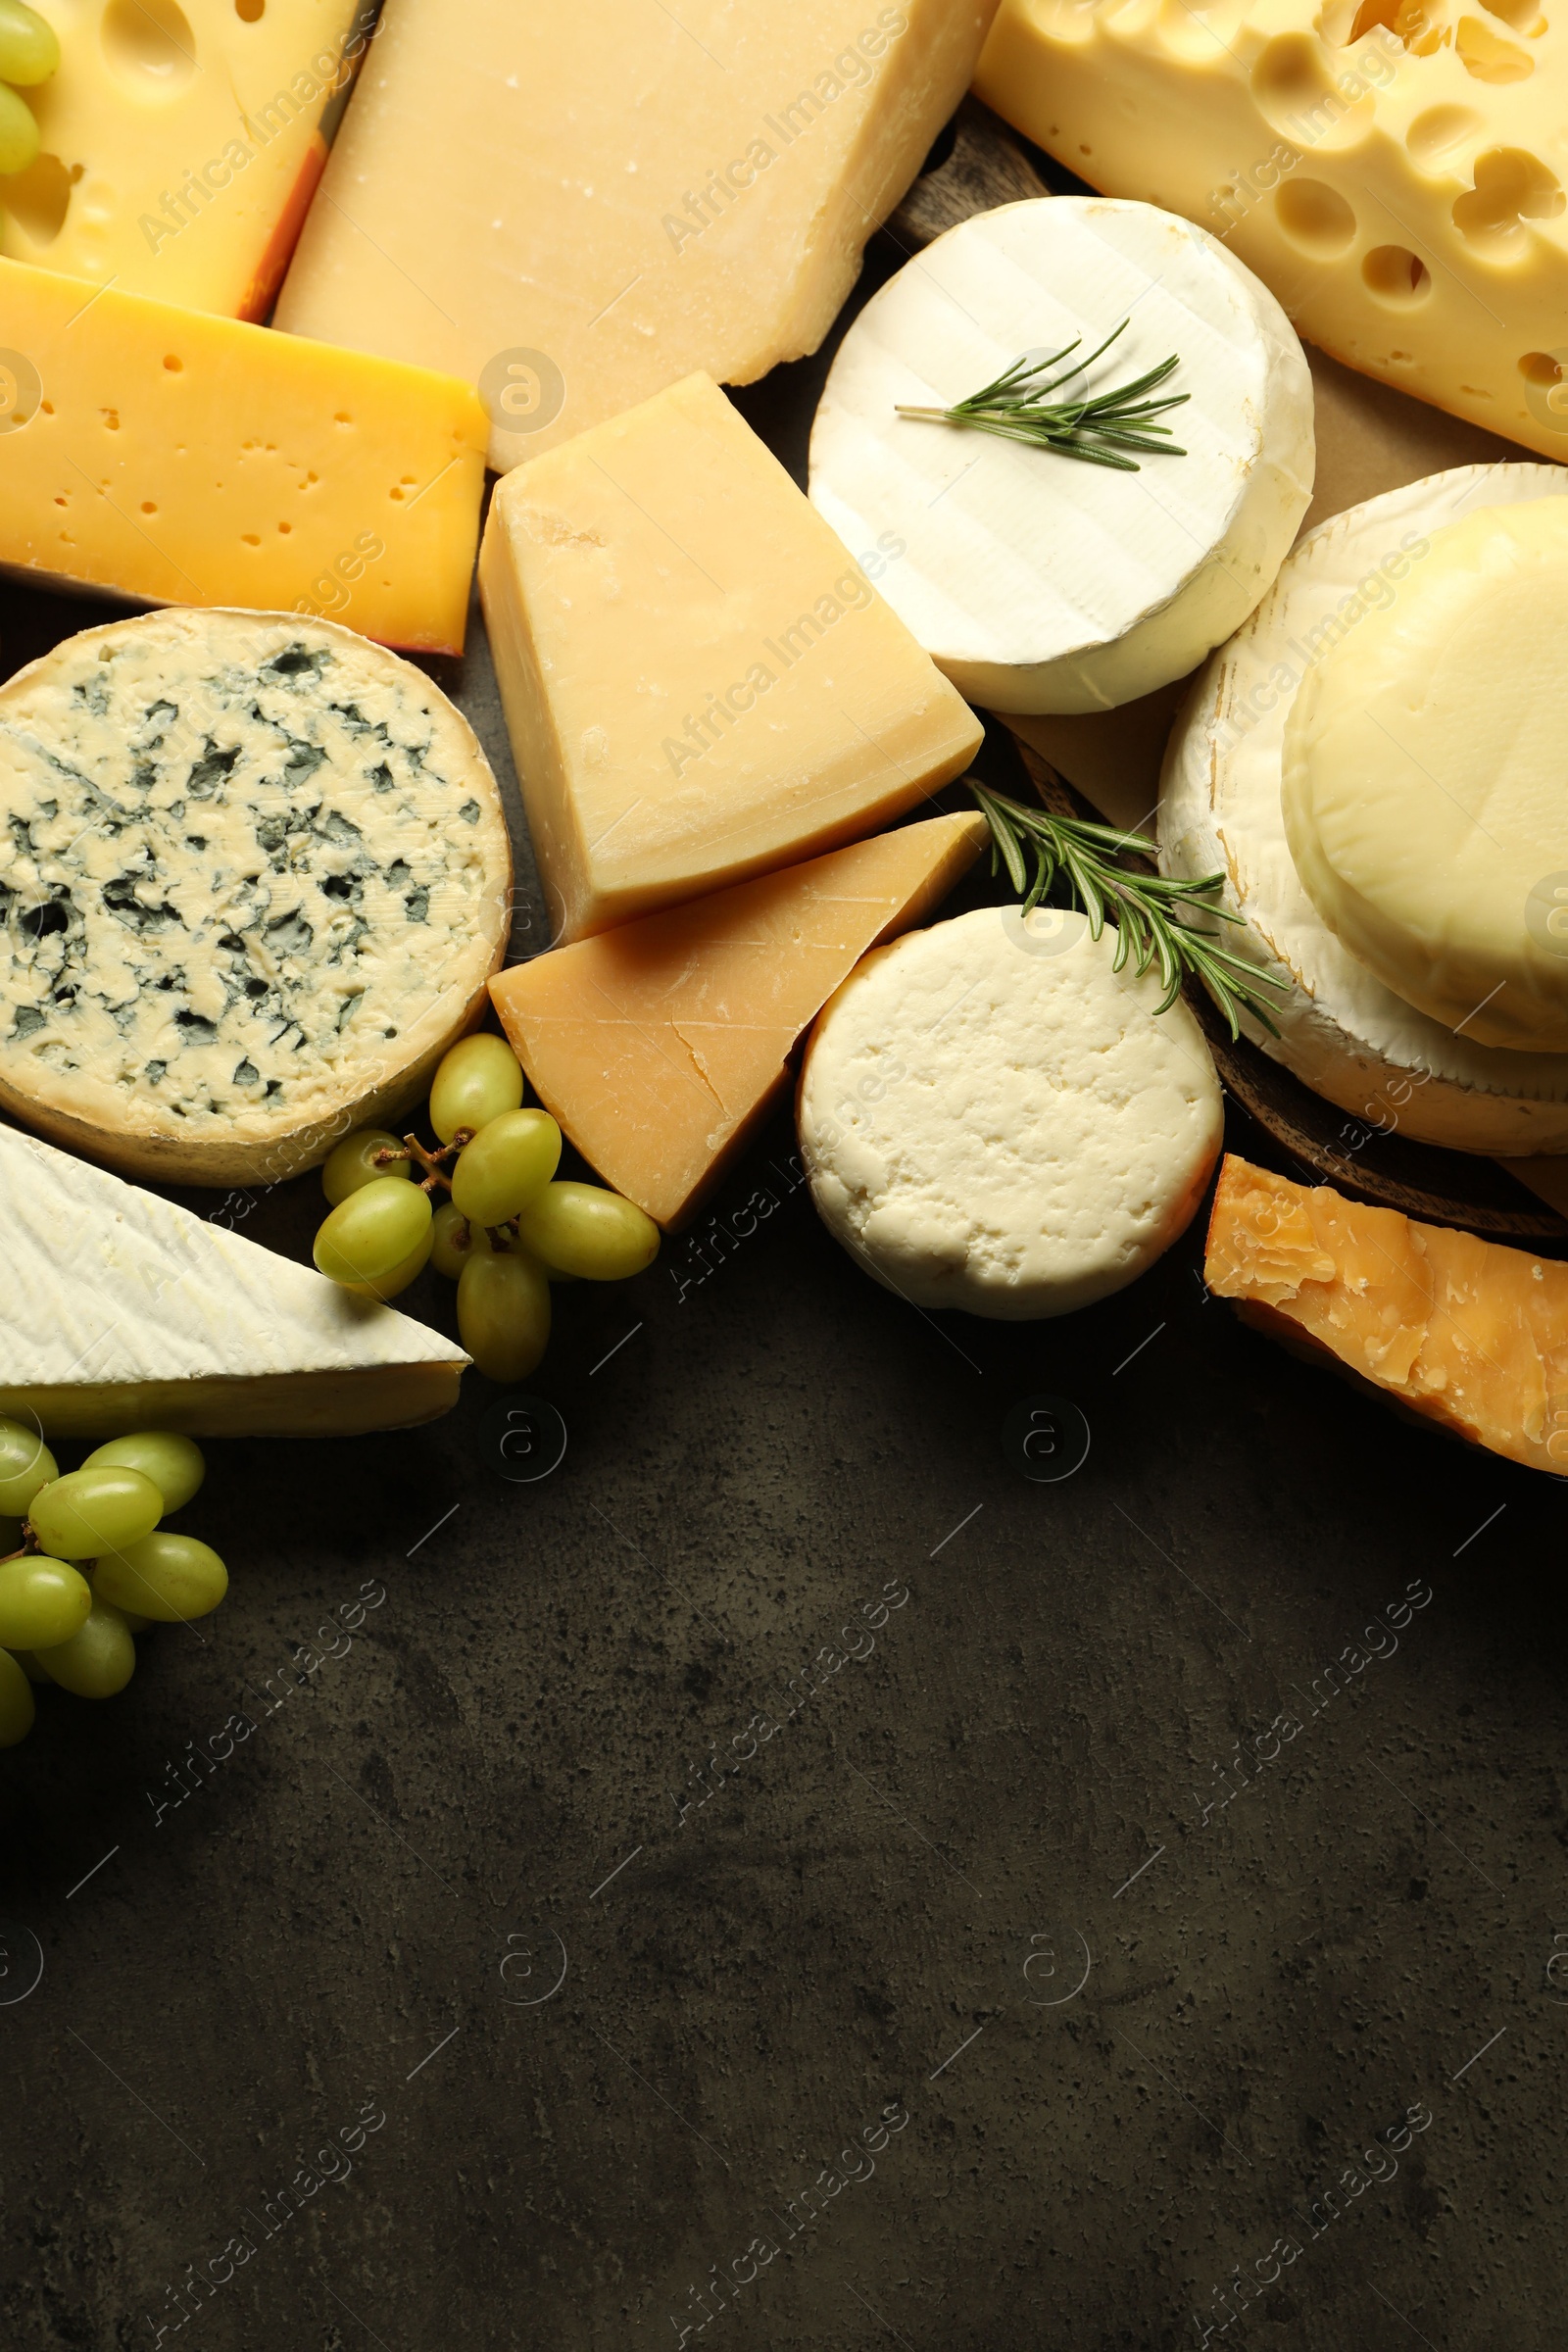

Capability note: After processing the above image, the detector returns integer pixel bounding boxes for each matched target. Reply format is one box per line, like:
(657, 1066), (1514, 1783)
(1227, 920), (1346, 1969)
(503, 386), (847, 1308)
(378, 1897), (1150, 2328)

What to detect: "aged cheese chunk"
(0, 610), (511, 1188)
(489, 812), (986, 1231)
(274, 0), (1000, 468)
(1160, 464), (1568, 1152)
(1206, 1153), (1568, 1475)
(974, 2), (1568, 463)
(480, 372), (983, 944)
(798, 905), (1223, 1318)
(0, 256), (487, 657)
(808, 198), (1313, 713)
(3, 0), (366, 319)
(0, 1120), (466, 1439)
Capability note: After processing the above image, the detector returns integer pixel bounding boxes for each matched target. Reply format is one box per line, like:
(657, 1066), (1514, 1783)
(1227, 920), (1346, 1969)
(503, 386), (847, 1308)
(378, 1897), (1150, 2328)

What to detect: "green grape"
(36, 1599), (136, 1698)
(429, 1033), (524, 1144)
(82, 1431), (205, 1515)
(0, 80), (38, 174)
(0, 0), (61, 83)
(315, 1176), (432, 1287)
(0, 1646), (34, 1744)
(515, 1182), (662, 1281)
(321, 1128), (414, 1206)
(430, 1198), (491, 1281)
(0, 1555), (92, 1648)
(457, 1246), (551, 1382)
(95, 1533), (227, 1623)
(340, 1224), (434, 1302)
(0, 1420), (57, 1519)
(28, 1464), (163, 1560)
(450, 1109), (561, 1229)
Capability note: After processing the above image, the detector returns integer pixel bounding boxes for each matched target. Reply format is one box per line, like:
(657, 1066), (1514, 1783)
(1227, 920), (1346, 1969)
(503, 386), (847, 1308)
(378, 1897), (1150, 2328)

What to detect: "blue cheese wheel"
(0, 610), (512, 1186)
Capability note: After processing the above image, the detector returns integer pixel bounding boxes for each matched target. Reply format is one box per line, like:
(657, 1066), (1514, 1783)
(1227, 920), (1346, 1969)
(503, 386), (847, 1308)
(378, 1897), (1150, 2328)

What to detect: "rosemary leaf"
(896, 319), (1189, 471)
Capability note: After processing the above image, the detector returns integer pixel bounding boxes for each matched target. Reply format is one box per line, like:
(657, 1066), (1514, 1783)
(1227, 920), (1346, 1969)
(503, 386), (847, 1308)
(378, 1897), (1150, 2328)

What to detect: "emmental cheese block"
(273, 0), (1001, 467)
(488, 812), (988, 1230)
(480, 372), (983, 944)
(0, 1121), (466, 1439)
(0, 257), (487, 657)
(1206, 1153), (1568, 1476)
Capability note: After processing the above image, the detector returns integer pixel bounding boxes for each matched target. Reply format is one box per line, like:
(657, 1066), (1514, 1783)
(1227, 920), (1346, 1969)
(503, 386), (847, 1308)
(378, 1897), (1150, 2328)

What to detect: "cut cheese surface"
(1206, 1153), (1568, 1476)
(0, 1120), (466, 1439)
(275, 0), (999, 467)
(480, 371), (983, 944)
(488, 811), (987, 1230)
(808, 198), (1314, 713)
(0, 257), (487, 656)
(3, 0), (365, 318)
(975, 2), (1568, 464)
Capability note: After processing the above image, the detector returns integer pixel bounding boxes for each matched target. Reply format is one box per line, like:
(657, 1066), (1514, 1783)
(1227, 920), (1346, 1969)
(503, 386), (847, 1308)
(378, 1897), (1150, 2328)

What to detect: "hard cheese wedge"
(273, 0), (1001, 466)
(489, 811), (988, 1229)
(4, 0), (366, 319)
(1205, 1154), (1568, 1475)
(480, 371), (983, 943)
(0, 257), (487, 656)
(0, 1121), (466, 1438)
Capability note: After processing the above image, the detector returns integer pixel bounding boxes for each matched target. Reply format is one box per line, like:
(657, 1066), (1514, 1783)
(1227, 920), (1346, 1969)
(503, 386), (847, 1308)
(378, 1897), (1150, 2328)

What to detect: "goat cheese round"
(797, 906), (1224, 1319)
(1160, 464), (1568, 1154)
(0, 610), (512, 1186)
(808, 197), (1314, 715)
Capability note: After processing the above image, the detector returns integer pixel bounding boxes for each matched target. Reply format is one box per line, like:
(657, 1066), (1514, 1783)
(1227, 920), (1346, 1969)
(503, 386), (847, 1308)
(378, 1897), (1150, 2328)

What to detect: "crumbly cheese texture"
(275, 0), (1000, 468)
(798, 905), (1224, 1318)
(975, 1), (1568, 463)
(1160, 464), (1568, 1153)
(5, 0), (364, 318)
(808, 198), (1314, 714)
(480, 371), (982, 943)
(0, 611), (510, 1186)
(0, 1120), (465, 1439)
(1284, 499), (1568, 1053)
(1206, 1153), (1568, 1475)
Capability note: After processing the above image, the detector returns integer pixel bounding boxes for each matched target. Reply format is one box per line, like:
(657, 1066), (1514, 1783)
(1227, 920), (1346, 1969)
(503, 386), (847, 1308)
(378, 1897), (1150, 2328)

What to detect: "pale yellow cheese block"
(489, 812), (987, 1230)
(274, 0), (1001, 466)
(480, 371), (983, 943)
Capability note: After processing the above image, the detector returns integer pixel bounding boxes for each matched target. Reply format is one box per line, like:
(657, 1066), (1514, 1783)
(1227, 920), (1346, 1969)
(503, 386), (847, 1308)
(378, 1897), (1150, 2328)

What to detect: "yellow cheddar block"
(1206, 1154), (1568, 1475)
(479, 371), (984, 943)
(0, 258), (487, 656)
(489, 812), (987, 1230)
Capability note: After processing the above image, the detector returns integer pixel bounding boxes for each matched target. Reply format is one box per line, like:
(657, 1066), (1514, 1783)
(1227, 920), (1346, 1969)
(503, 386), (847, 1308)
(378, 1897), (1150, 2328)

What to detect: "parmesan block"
(479, 371), (983, 944)
(490, 813), (987, 1231)
(0, 256), (487, 657)
(808, 198), (1314, 713)
(1161, 464), (1568, 1154)
(974, 1), (1568, 463)
(798, 905), (1223, 1317)
(1206, 1153), (1568, 1476)
(274, 0), (1001, 469)
(0, 1120), (466, 1440)
(0, 611), (511, 1188)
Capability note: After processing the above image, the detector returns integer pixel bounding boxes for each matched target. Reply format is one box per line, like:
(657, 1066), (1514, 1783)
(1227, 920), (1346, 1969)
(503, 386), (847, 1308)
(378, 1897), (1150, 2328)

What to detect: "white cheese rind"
(0, 1120), (466, 1438)
(1159, 464), (1568, 1154)
(808, 198), (1314, 713)
(797, 905), (1223, 1318)
(0, 610), (512, 1185)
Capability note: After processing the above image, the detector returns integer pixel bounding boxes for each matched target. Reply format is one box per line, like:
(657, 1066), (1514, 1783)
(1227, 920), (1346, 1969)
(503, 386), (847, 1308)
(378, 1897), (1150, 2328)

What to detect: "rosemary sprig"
(970, 781), (1288, 1040)
(896, 320), (1188, 471)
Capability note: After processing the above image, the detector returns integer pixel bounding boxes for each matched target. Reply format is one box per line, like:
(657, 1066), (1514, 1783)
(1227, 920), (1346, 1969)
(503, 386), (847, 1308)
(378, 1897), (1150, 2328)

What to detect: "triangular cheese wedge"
(0, 1123), (466, 1439)
(490, 811), (987, 1229)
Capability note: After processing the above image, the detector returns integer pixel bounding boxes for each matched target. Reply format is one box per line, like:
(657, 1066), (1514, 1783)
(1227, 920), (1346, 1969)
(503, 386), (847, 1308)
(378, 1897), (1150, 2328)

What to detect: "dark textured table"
(5, 178), (1564, 2352)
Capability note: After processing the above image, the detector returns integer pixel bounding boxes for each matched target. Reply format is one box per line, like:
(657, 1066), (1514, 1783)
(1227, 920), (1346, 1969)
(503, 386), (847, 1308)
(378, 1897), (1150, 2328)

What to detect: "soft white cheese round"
(808, 196), (1314, 715)
(1160, 464), (1568, 1155)
(797, 906), (1223, 1319)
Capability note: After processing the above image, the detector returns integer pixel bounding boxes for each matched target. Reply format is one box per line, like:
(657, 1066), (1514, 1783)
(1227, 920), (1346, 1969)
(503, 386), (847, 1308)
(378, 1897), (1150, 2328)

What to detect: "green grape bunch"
(0, 1), (61, 179)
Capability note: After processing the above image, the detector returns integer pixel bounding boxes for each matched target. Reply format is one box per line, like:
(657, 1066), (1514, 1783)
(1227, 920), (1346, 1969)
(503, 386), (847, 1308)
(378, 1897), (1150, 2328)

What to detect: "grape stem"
(398, 1129), (475, 1194)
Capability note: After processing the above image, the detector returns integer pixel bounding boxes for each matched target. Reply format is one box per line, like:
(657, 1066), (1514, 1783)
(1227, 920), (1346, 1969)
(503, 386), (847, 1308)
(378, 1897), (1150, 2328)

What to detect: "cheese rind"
(0, 1121), (466, 1439)
(489, 812), (987, 1231)
(480, 371), (983, 944)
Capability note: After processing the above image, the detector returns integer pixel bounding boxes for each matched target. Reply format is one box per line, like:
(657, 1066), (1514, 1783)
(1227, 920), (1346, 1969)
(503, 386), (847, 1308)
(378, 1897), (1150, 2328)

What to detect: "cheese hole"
(334, 412), (352, 425)
(1455, 14), (1535, 74)
(1156, 0), (1247, 58)
(1406, 104), (1484, 168)
(100, 0), (199, 93)
(277, 520), (291, 533)
(1274, 176), (1357, 256)
(101, 408), (120, 430)
(234, 0), (264, 16)
(1478, 0), (1546, 29)
(140, 501), (157, 514)
(241, 532), (260, 546)
(163, 354), (183, 371)
(1452, 146), (1565, 245)
(1252, 31), (1376, 149)
(4, 153), (77, 248)
(1361, 243), (1433, 303)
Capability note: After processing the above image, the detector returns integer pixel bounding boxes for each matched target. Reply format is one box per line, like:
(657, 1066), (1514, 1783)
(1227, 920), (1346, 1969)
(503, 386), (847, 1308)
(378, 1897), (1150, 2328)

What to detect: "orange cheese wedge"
(490, 811), (987, 1229)
(1205, 1154), (1568, 1475)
